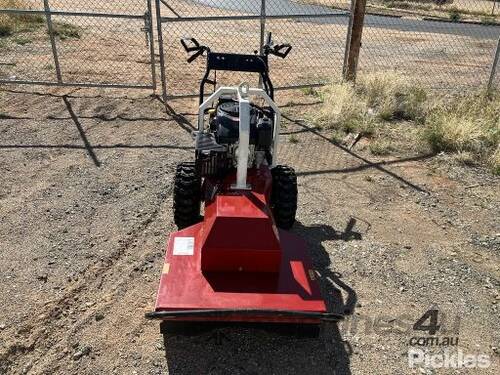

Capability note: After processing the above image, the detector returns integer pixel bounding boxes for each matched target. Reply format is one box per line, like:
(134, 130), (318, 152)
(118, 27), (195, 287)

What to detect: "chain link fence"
(156, 0), (499, 99)
(0, 0), (156, 88)
(155, 0), (351, 99)
(354, 1), (500, 90)
(0, 0), (499, 94)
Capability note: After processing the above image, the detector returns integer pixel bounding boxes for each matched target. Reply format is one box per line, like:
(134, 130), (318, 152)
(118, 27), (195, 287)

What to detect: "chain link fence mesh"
(358, 16), (499, 89)
(1, 0), (499, 92)
(158, 0), (350, 97)
(0, 0), (155, 87)
(158, 0), (499, 98)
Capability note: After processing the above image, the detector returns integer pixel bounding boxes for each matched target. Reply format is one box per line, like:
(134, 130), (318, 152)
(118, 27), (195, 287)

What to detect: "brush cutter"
(146, 33), (342, 334)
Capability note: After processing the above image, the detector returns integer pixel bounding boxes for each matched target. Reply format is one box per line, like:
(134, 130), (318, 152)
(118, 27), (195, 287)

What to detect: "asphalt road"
(193, 0), (500, 39)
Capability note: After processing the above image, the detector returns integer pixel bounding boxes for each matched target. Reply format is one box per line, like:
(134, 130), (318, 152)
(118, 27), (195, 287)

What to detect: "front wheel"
(271, 165), (298, 230)
(173, 162), (202, 229)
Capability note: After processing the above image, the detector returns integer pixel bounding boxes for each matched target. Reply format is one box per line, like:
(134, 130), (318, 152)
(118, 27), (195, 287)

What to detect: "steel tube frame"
(155, 0), (168, 103)
(146, 0), (157, 90)
(0, 80), (156, 89)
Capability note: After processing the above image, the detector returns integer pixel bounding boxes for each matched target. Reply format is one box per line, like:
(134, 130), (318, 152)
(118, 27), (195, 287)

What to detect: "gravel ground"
(0, 86), (498, 374)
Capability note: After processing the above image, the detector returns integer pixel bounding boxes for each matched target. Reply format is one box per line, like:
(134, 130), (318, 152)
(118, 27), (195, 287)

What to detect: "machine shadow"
(162, 221), (357, 375)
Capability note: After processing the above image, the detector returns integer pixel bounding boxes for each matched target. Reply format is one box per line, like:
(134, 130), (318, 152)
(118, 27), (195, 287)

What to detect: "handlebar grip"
(187, 48), (205, 63)
(273, 44), (292, 59)
(181, 37), (200, 53)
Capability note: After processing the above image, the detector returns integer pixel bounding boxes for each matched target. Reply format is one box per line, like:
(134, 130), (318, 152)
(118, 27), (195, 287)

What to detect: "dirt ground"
(0, 85), (498, 374)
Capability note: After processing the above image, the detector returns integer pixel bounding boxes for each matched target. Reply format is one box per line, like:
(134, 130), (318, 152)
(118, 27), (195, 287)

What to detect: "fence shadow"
(282, 114), (432, 194)
(161, 220), (357, 375)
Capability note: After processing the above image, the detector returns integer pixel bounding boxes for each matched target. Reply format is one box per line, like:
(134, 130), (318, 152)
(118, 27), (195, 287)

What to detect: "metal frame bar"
(155, 0), (168, 103)
(0, 8), (148, 20)
(0, 80), (154, 89)
(160, 13), (349, 23)
(146, 0), (157, 90)
(163, 83), (328, 101)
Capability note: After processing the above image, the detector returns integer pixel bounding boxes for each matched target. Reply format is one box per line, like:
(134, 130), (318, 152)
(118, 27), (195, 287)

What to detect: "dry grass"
(311, 72), (499, 173)
(490, 146), (500, 174)
(422, 91), (499, 173)
(312, 72), (427, 135)
(423, 92), (498, 146)
(0, 0), (44, 37)
(357, 72), (428, 122)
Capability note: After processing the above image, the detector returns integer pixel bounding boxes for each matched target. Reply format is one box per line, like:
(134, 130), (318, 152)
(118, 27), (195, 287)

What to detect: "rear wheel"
(271, 165), (298, 230)
(173, 162), (202, 229)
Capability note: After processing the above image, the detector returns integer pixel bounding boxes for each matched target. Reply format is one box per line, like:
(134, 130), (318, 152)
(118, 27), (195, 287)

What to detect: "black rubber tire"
(271, 165), (298, 230)
(173, 162), (202, 229)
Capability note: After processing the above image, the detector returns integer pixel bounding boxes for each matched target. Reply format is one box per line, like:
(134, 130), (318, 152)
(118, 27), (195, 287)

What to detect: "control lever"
(263, 32), (292, 59)
(180, 38), (209, 63)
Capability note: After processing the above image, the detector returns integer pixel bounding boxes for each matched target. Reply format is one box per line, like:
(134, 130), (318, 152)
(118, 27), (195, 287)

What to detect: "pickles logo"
(408, 349), (491, 369)
(407, 308), (491, 369)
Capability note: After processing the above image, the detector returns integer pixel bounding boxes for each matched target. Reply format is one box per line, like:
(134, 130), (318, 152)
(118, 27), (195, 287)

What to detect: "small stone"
(73, 346), (91, 360)
(0, 323), (6, 330)
(95, 313), (104, 321)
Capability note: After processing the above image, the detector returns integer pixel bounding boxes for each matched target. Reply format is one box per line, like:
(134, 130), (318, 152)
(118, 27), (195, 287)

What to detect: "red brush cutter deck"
(146, 168), (341, 325)
(146, 35), (342, 328)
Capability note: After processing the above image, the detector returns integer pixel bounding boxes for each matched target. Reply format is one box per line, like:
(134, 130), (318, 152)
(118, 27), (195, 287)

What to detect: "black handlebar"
(180, 33), (291, 104)
(180, 33), (291, 63)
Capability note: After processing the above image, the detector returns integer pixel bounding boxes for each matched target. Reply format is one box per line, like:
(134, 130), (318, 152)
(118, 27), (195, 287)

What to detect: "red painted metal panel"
(151, 165), (328, 323)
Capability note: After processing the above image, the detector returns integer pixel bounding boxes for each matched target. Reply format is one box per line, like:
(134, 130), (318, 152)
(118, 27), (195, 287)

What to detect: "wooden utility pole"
(344, 0), (367, 81)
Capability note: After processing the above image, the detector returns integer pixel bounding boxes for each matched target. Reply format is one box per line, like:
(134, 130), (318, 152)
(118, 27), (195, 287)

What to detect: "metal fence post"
(146, 0), (157, 91)
(155, 0), (168, 103)
(43, 0), (62, 83)
(258, 0), (266, 88)
(259, 0), (267, 55)
(487, 37), (500, 91)
(342, 0), (356, 79)
(344, 0), (367, 81)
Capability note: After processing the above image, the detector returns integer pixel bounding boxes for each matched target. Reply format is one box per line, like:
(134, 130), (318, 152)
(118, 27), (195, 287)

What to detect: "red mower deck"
(147, 170), (339, 324)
